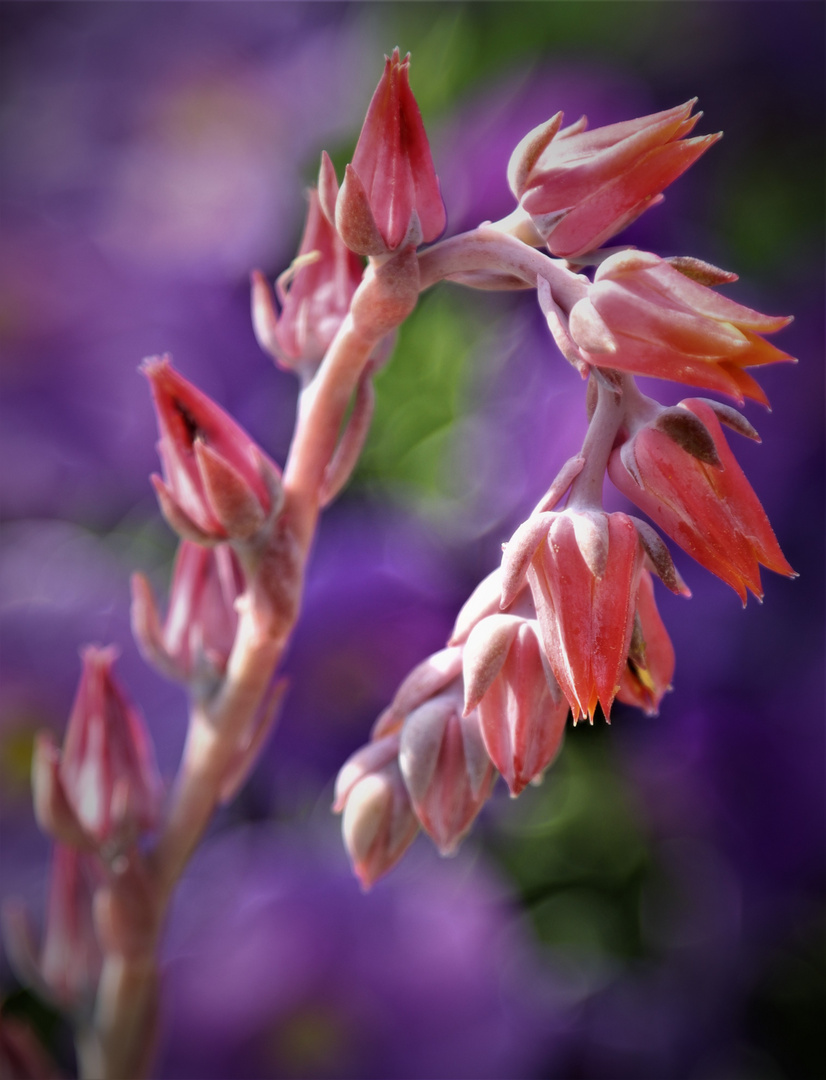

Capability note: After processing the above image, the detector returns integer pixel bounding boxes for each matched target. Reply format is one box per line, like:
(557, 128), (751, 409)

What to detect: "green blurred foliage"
(370, 0), (706, 113)
(486, 726), (652, 963)
(344, 1), (823, 987)
(354, 288), (506, 502)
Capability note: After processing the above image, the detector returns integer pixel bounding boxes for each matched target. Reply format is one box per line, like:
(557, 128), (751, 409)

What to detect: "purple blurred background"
(1, 3), (823, 1078)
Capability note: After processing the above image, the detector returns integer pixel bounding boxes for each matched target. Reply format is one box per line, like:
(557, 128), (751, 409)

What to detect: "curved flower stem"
(76, 251), (420, 1080)
(566, 373), (628, 511)
(417, 226), (588, 311)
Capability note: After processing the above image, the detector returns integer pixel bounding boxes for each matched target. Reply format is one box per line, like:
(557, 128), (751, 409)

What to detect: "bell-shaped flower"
(131, 540), (244, 693)
(510, 101), (719, 258)
(503, 509), (644, 723)
(568, 251), (794, 404)
(608, 397), (795, 602)
(335, 48), (446, 256)
(39, 844), (103, 1012)
(462, 607), (569, 796)
(398, 680), (496, 856)
(616, 569), (675, 715)
(58, 646), (161, 851)
(333, 734), (419, 890)
(144, 356), (283, 544)
(251, 188), (364, 377)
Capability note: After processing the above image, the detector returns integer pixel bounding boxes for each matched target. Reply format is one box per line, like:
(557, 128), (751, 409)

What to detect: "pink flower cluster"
(10, 47), (796, 1075)
(329, 54), (796, 887)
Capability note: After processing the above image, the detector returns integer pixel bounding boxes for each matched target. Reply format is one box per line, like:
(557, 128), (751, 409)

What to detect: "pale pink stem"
(283, 318), (386, 551)
(566, 376), (628, 511)
(78, 254), (410, 1080)
(417, 226), (588, 311)
(152, 568), (286, 893)
(80, 955), (158, 1080)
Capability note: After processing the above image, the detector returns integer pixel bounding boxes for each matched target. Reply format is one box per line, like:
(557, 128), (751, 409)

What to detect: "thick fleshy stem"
(417, 226), (588, 311)
(566, 373), (628, 511)
(67, 248), (420, 1080)
(283, 245), (419, 552)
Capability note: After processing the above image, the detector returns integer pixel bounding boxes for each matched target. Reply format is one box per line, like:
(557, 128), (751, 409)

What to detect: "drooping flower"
(335, 49), (446, 255)
(144, 356), (283, 544)
(131, 540), (244, 693)
(509, 101), (719, 258)
(251, 188), (364, 377)
(608, 397), (795, 602)
(462, 608), (569, 796)
(568, 251), (794, 404)
(366, 647), (496, 857)
(502, 509), (644, 722)
(398, 684), (495, 855)
(333, 733), (419, 890)
(58, 646), (161, 849)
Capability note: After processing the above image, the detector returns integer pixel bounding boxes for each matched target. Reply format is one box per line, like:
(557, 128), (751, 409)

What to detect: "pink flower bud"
(449, 568), (505, 645)
(617, 569), (675, 715)
(568, 251), (794, 404)
(251, 189), (363, 376)
(335, 49), (446, 255)
(521, 510), (644, 723)
(39, 844), (103, 1011)
(131, 540), (243, 691)
(398, 685), (495, 856)
(59, 646), (161, 849)
(143, 356), (283, 543)
(511, 101), (720, 258)
(334, 734), (419, 890)
(609, 398), (795, 602)
(464, 614), (569, 796)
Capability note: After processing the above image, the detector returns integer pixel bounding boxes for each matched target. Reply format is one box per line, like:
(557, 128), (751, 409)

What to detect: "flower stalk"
(5, 48), (796, 1080)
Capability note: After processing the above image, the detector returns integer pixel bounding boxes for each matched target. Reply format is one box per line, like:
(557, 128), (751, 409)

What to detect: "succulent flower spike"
(609, 398), (795, 602)
(568, 251), (794, 404)
(131, 540), (244, 693)
(143, 356), (283, 544)
(55, 646), (161, 852)
(616, 570), (675, 715)
(335, 48), (446, 256)
(334, 734), (419, 890)
(504, 509), (644, 722)
(251, 188), (363, 378)
(511, 101), (719, 258)
(462, 609), (569, 796)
